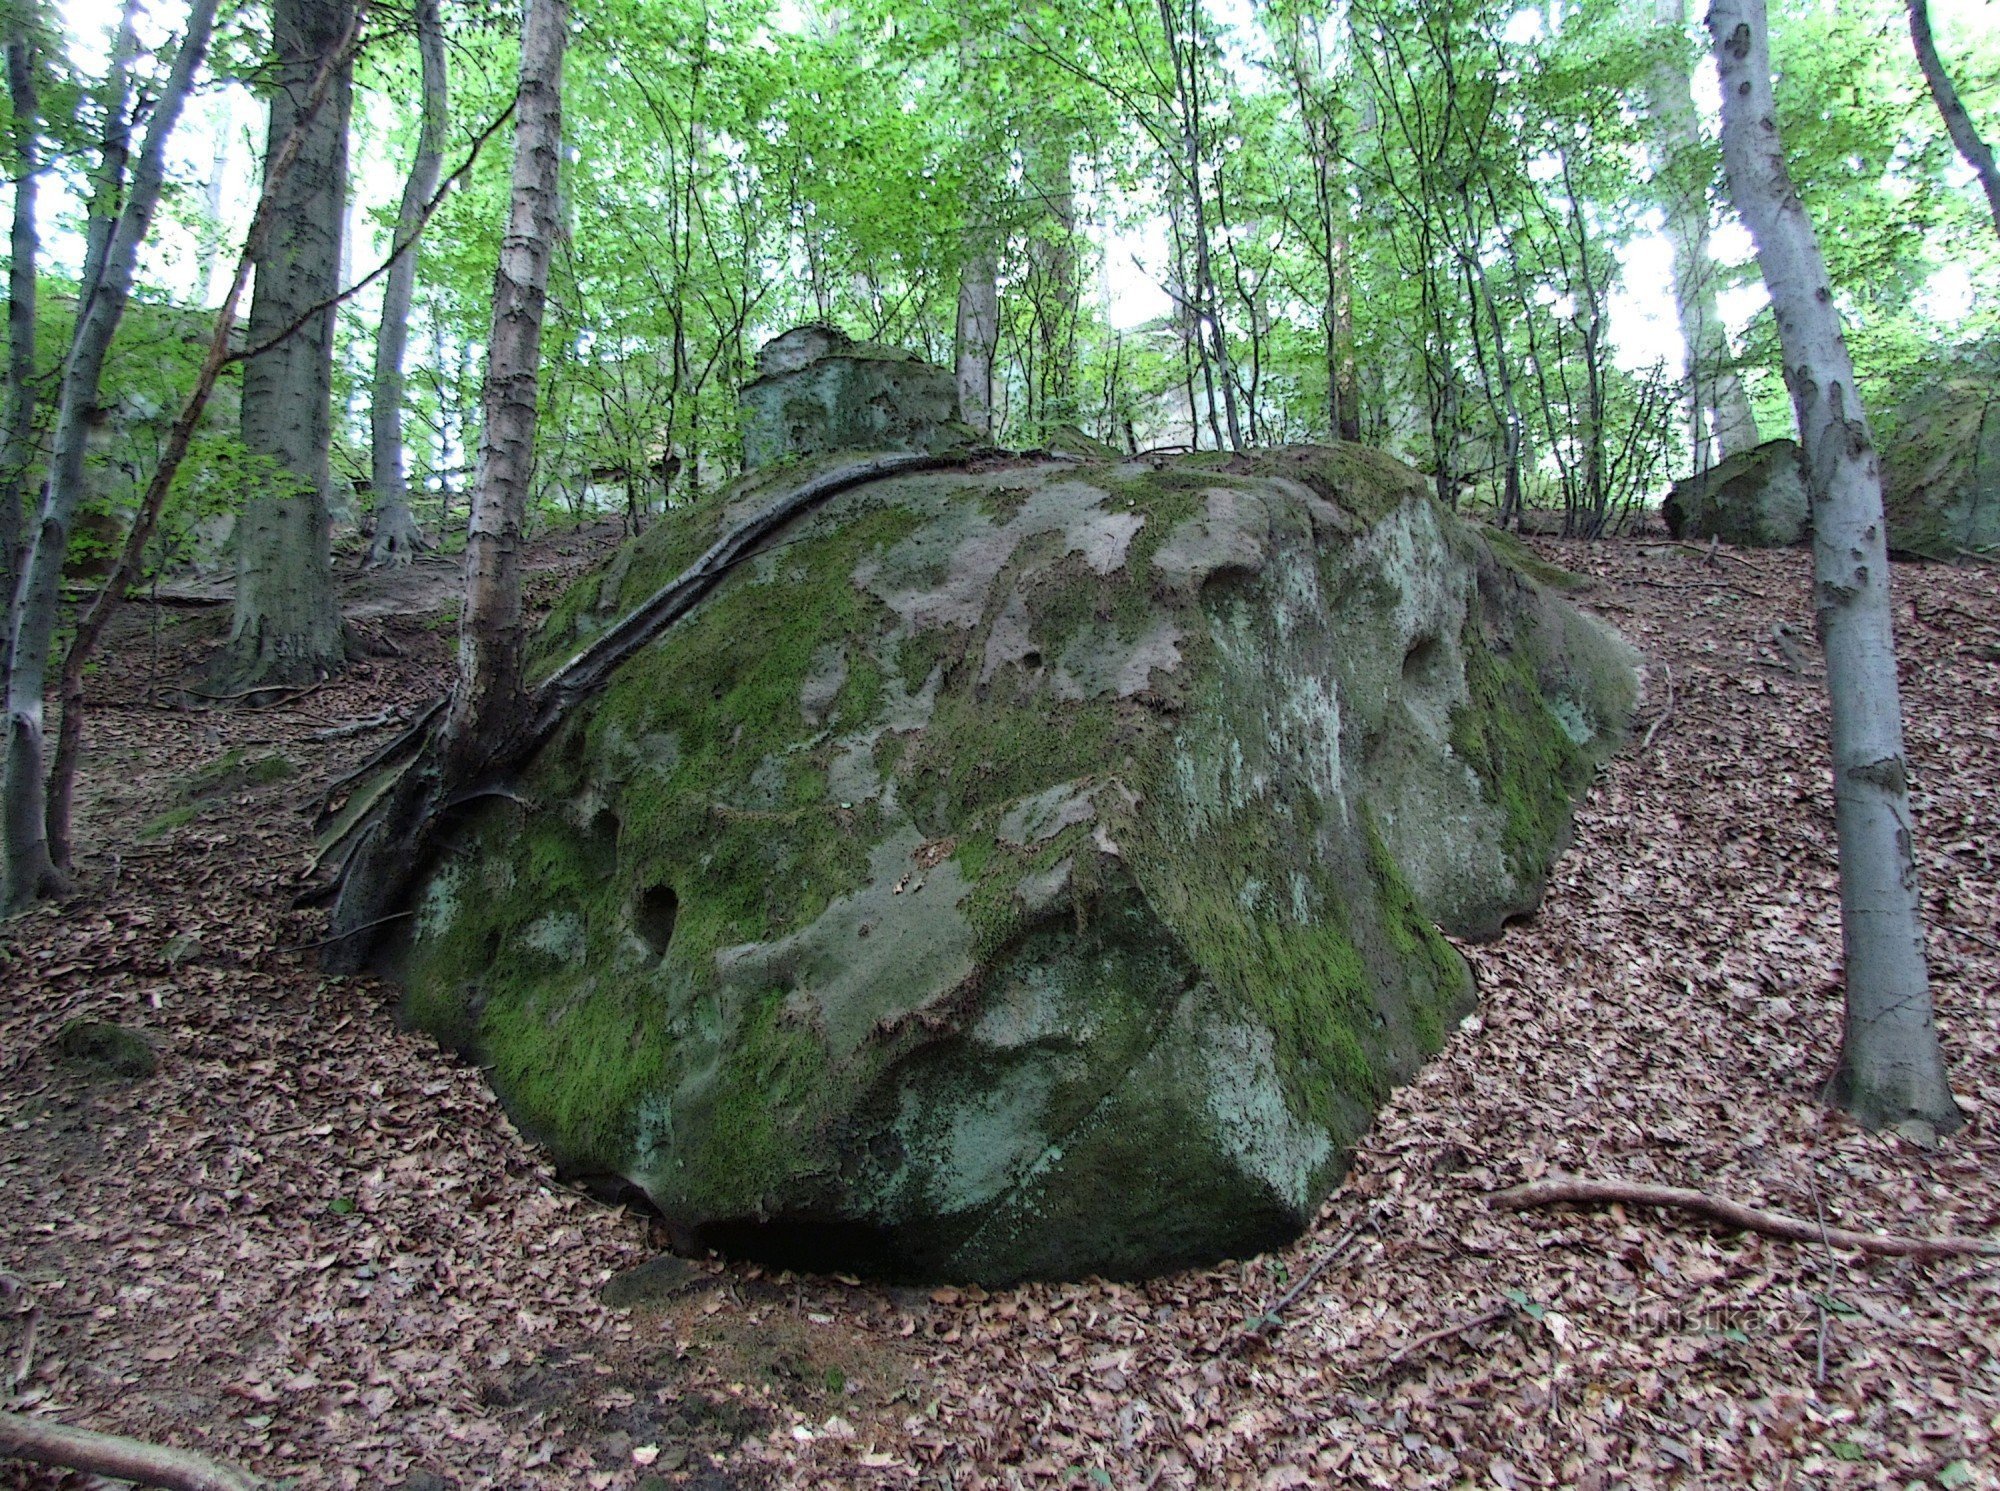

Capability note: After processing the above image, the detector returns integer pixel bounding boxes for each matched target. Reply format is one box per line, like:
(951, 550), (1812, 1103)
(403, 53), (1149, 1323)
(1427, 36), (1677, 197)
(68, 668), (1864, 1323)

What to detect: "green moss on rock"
(398, 444), (1633, 1284)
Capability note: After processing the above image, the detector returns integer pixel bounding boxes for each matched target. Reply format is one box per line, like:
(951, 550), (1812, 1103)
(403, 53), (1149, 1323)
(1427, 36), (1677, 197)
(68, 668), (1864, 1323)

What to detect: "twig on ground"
(180, 681), (328, 706)
(1239, 1213), (1374, 1343)
(1371, 1304), (1512, 1372)
(1768, 622), (1810, 675)
(1808, 1171), (1837, 1387)
(1641, 664), (1676, 753)
(1634, 539), (1758, 569)
(0, 1409), (267, 1490)
(1489, 1177), (1999, 1259)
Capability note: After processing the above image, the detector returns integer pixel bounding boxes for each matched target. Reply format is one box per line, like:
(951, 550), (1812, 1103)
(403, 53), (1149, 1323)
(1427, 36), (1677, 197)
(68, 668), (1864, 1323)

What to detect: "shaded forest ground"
(2, 524), (1996, 1489)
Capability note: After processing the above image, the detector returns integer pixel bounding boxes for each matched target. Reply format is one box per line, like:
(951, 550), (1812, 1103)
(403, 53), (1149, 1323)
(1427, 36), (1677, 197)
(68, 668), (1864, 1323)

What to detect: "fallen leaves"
(1, 531), (1996, 1489)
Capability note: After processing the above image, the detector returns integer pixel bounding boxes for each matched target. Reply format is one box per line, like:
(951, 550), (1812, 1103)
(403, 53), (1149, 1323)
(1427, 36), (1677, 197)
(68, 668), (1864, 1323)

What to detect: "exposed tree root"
(315, 450), (976, 971)
(1490, 1177), (1999, 1259)
(0, 1410), (266, 1490)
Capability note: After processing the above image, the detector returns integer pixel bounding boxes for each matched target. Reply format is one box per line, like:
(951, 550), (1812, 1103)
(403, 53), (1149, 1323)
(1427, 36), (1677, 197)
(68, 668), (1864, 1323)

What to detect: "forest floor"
(2, 521), (1997, 1491)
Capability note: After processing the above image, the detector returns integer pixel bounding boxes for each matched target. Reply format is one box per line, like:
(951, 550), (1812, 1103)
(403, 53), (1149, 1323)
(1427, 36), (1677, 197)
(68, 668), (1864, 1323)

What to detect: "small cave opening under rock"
(694, 1216), (912, 1281)
(633, 883), (680, 957)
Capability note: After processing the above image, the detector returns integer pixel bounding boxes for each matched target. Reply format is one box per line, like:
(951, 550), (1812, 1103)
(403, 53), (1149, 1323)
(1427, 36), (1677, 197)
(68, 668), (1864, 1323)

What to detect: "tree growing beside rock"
(1710, 0), (1962, 1135)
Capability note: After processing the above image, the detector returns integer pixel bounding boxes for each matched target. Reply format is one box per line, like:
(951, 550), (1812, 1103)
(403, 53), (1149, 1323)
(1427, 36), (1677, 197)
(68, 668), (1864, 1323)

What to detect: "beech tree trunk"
(1, 10), (40, 649)
(2, 0), (219, 914)
(1907, 0), (2000, 242)
(1651, 0), (1759, 464)
(218, 0), (355, 688)
(366, 0), (447, 567)
(445, 0), (566, 756)
(1709, 0), (1962, 1134)
(955, 243), (999, 436)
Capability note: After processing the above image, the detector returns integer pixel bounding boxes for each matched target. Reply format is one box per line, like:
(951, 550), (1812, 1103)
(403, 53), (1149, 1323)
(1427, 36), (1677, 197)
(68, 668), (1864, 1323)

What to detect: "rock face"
(1662, 439), (1809, 548)
(739, 326), (969, 470)
(396, 444), (1635, 1284)
(1882, 378), (2000, 559)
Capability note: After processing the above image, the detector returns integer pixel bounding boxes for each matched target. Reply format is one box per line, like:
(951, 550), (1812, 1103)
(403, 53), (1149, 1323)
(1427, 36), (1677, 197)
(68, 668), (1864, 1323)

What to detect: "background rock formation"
(1662, 439), (1809, 548)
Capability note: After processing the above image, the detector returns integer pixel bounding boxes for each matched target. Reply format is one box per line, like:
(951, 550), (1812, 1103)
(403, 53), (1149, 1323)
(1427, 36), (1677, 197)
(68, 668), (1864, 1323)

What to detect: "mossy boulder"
(1882, 378), (2000, 559)
(1662, 439), (1809, 548)
(739, 325), (972, 470)
(51, 1019), (158, 1080)
(397, 444), (1636, 1284)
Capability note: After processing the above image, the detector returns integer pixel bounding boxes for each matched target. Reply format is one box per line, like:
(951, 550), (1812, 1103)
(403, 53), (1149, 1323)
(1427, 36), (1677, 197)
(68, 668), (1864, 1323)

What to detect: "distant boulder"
(739, 325), (971, 470)
(1662, 439), (1808, 548)
(1882, 378), (2000, 560)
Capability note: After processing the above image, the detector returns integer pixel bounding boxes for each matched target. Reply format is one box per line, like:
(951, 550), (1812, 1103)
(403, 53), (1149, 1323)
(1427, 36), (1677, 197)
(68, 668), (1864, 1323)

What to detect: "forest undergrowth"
(1, 525), (1995, 1490)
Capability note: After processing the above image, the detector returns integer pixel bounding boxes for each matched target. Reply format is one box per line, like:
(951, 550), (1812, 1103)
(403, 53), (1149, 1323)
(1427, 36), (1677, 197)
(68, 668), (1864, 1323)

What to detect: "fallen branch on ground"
(1238, 1213), (1374, 1344)
(1489, 1177), (1999, 1259)
(1640, 663), (1675, 753)
(1633, 539), (1758, 569)
(0, 1410), (266, 1491)
(1371, 1304), (1512, 1371)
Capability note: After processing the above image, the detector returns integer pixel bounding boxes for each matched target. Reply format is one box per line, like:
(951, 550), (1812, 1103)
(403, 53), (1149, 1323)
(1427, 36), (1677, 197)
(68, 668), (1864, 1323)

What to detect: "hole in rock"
(695, 1216), (909, 1280)
(1021, 650), (1043, 671)
(1402, 635), (1443, 686)
(633, 883), (680, 957)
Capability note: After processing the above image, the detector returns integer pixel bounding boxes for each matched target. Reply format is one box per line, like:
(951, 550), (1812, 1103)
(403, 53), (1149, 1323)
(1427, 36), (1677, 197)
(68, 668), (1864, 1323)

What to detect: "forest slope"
(0, 531), (1995, 1489)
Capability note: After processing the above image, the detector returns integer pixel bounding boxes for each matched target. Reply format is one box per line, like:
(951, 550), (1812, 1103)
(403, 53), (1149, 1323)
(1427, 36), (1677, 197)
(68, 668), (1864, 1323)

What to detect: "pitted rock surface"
(398, 444), (1636, 1283)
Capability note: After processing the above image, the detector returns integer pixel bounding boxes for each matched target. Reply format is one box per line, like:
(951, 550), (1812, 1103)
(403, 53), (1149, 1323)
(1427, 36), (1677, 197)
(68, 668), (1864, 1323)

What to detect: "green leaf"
(327, 1196), (357, 1215)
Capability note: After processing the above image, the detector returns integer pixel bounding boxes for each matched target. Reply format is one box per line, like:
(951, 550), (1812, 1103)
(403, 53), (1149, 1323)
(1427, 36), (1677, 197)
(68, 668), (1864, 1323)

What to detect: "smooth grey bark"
(954, 242), (999, 435)
(1907, 0), (2000, 242)
(366, 0), (447, 566)
(219, 0), (355, 688)
(1709, 0), (1962, 1133)
(445, 0), (566, 755)
(2, 9), (40, 649)
(73, 0), (142, 326)
(1651, 0), (1760, 465)
(2, 0), (219, 913)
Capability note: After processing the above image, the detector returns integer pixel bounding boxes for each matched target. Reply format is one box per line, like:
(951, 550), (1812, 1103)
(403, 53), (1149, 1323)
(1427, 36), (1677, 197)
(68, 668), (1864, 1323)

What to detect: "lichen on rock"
(394, 442), (1636, 1284)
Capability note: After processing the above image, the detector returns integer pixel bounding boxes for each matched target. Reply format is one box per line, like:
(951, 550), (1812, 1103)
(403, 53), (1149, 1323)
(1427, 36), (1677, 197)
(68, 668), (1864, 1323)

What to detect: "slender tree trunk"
(2, 0), (219, 913)
(367, 0), (446, 566)
(73, 0), (142, 325)
(1709, 0), (1961, 1134)
(2, 10), (41, 648)
(1907, 0), (2000, 242)
(1651, 0), (1760, 463)
(955, 243), (999, 436)
(445, 0), (566, 758)
(218, 0), (356, 688)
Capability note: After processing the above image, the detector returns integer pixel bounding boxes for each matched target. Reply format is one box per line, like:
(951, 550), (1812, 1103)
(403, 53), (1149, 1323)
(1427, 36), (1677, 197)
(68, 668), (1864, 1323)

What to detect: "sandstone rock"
(397, 443), (1635, 1284)
(739, 325), (971, 470)
(1662, 439), (1808, 548)
(1882, 377), (2000, 559)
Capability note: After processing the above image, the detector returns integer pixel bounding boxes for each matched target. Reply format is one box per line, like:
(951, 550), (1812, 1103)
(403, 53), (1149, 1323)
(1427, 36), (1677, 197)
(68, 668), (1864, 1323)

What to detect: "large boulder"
(1662, 439), (1809, 548)
(739, 325), (969, 470)
(396, 444), (1636, 1284)
(1882, 377), (2000, 559)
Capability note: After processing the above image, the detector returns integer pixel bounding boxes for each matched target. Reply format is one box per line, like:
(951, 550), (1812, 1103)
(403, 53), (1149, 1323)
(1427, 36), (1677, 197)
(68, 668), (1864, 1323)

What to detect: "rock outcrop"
(1662, 439), (1809, 548)
(739, 325), (970, 470)
(1882, 378), (2000, 559)
(393, 436), (1636, 1285)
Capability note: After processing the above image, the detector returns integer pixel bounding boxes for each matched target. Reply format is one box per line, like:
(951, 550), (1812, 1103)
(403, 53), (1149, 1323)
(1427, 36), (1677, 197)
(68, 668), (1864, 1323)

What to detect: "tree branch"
(0, 1410), (267, 1491)
(227, 98), (516, 366)
(1490, 1177), (1998, 1259)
